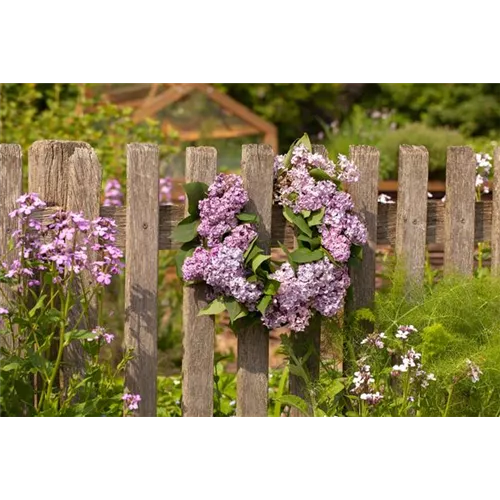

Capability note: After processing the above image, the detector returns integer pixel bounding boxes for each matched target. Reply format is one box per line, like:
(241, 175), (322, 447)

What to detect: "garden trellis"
(1, 140), (499, 416)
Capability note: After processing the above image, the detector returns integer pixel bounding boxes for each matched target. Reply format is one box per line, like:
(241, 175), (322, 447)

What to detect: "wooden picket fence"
(1, 141), (499, 417)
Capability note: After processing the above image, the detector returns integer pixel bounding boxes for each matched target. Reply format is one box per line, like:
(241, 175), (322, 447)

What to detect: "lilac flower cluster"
(182, 174), (262, 310)
(197, 174), (249, 247)
(262, 258), (350, 331)
(122, 393), (141, 411)
(274, 145), (367, 263)
(103, 179), (124, 207)
(4, 193), (123, 290)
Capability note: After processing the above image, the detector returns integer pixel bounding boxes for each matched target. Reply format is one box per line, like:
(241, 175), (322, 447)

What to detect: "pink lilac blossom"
(0, 307), (8, 315)
(4, 194), (123, 288)
(103, 179), (124, 207)
(122, 393), (141, 411)
(262, 258), (350, 332)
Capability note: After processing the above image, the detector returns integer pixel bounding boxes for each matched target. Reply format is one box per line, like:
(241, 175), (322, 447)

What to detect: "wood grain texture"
(182, 147), (217, 417)
(492, 147), (500, 275)
(124, 144), (159, 417)
(28, 140), (102, 374)
(288, 145), (326, 417)
(347, 146), (379, 311)
(237, 144), (274, 417)
(444, 147), (476, 276)
(0, 145), (23, 349)
(395, 146), (429, 285)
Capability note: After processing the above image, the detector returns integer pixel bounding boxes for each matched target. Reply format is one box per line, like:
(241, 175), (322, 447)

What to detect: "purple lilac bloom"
(223, 224), (257, 251)
(262, 258), (350, 332)
(103, 179), (124, 207)
(122, 393), (141, 411)
(0, 307), (8, 315)
(198, 174), (249, 247)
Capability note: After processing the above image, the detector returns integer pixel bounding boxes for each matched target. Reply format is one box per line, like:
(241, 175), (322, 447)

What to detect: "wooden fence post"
(0, 144), (23, 350)
(124, 144), (159, 417)
(395, 145), (429, 287)
(288, 145), (327, 417)
(28, 140), (102, 374)
(237, 144), (274, 417)
(444, 147), (476, 276)
(347, 146), (379, 312)
(182, 147), (217, 417)
(491, 147), (500, 275)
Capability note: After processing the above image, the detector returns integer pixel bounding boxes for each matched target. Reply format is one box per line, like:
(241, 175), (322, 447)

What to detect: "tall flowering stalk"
(0, 194), (134, 416)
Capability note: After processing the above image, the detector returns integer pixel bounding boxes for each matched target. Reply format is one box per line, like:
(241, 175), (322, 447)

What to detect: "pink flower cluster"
(182, 174), (262, 310)
(89, 326), (115, 344)
(4, 193), (123, 289)
(122, 393), (141, 411)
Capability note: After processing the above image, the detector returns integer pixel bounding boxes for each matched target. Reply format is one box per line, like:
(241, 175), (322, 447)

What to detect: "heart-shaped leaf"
(198, 297), (226, 316)
(184, 182), (208, 216)
(172, 215), (200, 243)
(290, 247), (324, 263)
(237, 212), (259, 223)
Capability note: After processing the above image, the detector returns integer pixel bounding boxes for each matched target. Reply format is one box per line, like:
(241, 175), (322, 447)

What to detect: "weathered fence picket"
(237, 144), (274, 417)
(124, 143), (160, 417)
(0, 139), (497, 417)
(0, 144), (23, 350)
(182, 147), (217, 417)
(444, 147), (476, 276)
(395, 145), (429, 286)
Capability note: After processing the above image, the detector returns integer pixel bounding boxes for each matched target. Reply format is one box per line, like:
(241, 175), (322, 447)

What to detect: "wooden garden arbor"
(102, 83), (279, 152)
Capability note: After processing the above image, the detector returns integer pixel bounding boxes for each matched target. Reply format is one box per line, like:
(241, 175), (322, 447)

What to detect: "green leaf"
(297, 133), (312, 152)
(278, 241), (297, 272)
(237, 212), (259, 223)
(308, 207), (325, 226)
(252, 254), (271, 274)
(225, 298), (248, 323)
(263, 279), (281, 295)
(28, 294), (47, 318)
(243, 236), (258, 260)
(172, 215), (200, 243)
(283, 206), (312, 237)
(309, 168), (334, 182)
(275, 395), (309, 416)
(1, 362), (20, 372)
(297, 234), (321, 250)
(184, 182), (208, 216)
(290, 247), (324, 263)
(198, 297), (226, 316)
(244, 242), (263, 265)
(300, 210), (311, 218)
(175, 241), (197, 279)
(257, 295), (272, 315)
(65, 329), (96, 342)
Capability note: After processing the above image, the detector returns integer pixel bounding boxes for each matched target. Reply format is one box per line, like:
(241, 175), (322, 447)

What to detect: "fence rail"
(1, 140), (499, 417)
